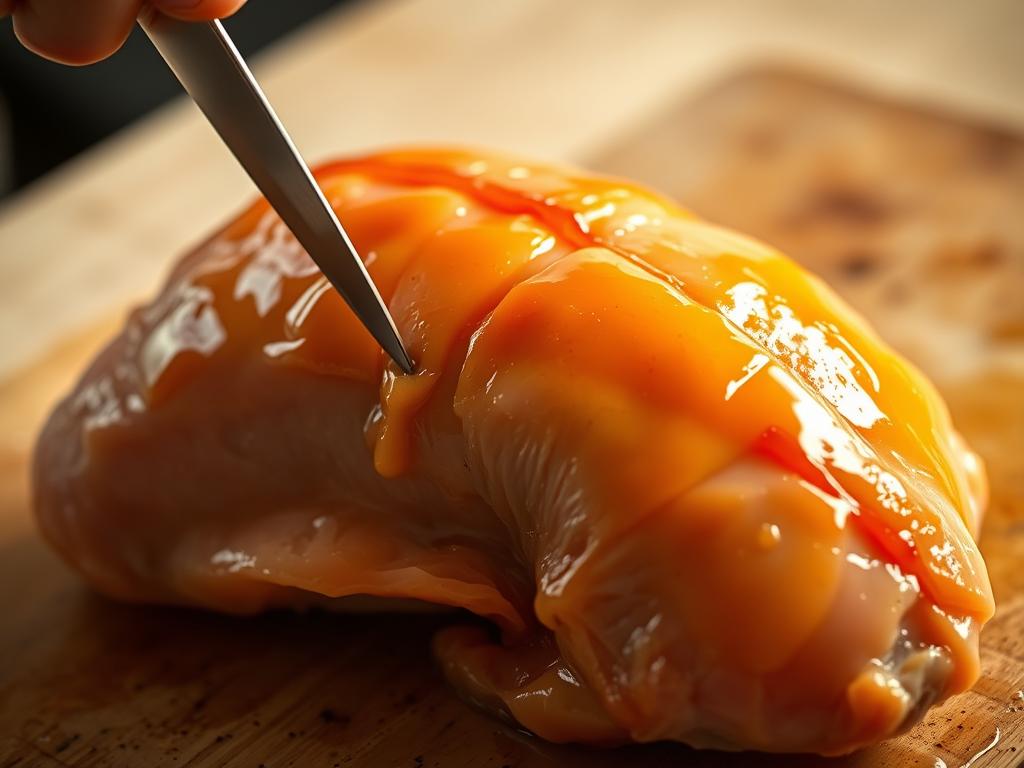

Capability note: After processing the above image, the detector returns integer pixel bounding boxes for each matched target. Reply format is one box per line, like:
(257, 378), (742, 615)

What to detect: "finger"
(0, 1), (18, 18)
(12, 0), (144, 65)
(152, 0), (247, 22)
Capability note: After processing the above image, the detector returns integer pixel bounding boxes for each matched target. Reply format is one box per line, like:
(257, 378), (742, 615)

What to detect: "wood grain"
(1, 68), (1023, 767)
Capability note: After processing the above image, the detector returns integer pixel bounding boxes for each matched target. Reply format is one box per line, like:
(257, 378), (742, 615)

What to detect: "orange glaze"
(33, 148), (993, 754)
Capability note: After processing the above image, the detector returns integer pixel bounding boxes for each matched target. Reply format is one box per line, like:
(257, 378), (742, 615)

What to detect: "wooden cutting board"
(1, 68), (1022, 768)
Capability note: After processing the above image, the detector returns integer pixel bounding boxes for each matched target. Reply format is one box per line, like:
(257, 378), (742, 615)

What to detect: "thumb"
(10, 0), (143, 65)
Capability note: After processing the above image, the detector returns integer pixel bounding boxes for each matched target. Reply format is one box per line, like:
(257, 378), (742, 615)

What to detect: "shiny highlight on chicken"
(33, 148), (993, 755)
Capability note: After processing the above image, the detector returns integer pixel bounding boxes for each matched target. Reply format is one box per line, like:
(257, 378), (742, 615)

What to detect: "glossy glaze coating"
(33, 148), (993, 754)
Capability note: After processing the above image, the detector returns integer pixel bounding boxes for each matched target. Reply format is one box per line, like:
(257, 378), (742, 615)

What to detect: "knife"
(139, 11), (415, 375)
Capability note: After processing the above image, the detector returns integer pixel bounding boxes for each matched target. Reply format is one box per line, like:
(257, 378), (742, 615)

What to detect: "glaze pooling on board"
(33, 148), (993, 755)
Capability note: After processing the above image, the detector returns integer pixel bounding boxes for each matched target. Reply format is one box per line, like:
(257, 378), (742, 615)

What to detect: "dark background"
(0, 1), (349, 199)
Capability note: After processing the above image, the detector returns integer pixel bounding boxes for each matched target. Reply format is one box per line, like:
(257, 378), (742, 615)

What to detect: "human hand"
(0, 0), (247, 65)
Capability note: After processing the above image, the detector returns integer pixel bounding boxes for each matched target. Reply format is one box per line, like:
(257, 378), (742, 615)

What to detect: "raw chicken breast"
(34, 148), (993, 755)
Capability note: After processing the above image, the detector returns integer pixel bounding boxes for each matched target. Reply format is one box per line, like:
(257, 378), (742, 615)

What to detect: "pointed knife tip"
(389, 342), (416, 375)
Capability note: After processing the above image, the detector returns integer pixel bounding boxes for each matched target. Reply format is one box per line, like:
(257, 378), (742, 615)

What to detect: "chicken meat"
(34, 148), (993, 754)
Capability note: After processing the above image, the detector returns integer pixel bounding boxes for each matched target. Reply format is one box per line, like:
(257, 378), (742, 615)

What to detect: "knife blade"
(139, 11), (414, 374)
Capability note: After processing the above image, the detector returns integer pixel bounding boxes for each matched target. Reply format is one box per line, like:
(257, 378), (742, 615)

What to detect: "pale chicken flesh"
(33, 149), (994, 755)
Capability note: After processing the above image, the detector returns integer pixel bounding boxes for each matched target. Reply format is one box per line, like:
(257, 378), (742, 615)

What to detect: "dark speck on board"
(839, 249), (879, 279)
(54, 733), (80, 753)
(320, 707), (351, 726)
(794, 185), (891, 226)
